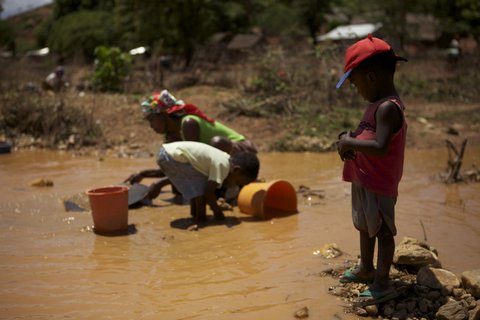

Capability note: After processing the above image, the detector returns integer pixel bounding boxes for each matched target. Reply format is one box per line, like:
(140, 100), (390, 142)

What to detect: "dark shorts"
(351, 183), (397, 238)
(156, 147), (208, 201)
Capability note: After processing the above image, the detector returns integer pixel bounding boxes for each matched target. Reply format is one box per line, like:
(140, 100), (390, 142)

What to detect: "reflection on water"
(0, 148), (479, 319)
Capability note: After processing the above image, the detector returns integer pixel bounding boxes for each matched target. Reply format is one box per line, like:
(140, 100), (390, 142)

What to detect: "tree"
(433, 0), (480, 43)
(0, 0), (16, 54)
(112, 0), (137, 50)
(52, 0), (114, 18)
(47, 10), (114, 60)
(297, 0), (335, 44)
(133, 0), (223, 67)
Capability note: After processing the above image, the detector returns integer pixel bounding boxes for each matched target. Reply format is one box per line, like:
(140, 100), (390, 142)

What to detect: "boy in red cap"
(336, 35), (408, 306)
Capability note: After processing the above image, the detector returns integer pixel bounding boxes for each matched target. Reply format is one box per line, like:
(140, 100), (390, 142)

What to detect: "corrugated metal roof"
(317, 23), (383, 41)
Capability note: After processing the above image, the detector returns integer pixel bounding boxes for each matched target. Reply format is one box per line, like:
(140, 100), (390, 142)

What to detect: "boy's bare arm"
(337, 101), (402, 157)
(205, 180), (225, 219)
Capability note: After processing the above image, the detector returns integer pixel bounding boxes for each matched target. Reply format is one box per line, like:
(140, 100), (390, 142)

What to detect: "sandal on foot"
(353, 288), (400, 307)
(339, 268), (374, 284)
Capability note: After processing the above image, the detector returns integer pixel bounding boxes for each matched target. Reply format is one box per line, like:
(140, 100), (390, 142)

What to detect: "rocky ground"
(318, 238), (480, 320)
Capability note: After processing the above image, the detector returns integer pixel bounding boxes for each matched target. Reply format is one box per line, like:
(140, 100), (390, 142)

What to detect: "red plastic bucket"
(86, 186), (129, 234)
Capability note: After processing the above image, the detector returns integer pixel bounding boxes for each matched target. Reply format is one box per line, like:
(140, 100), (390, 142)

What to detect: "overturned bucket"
(86, 186), (129, 235)
(238, 180), (298, 219)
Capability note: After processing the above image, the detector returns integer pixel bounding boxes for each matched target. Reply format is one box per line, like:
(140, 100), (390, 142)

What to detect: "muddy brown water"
(1, 148), (479, 319)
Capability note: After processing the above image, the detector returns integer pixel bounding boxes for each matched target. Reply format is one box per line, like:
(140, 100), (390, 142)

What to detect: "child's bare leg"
(190, 198), (197, 218)
(356, 230), (376, 278)
(371, 224), (395, 291)
(192, 196), (207, 222)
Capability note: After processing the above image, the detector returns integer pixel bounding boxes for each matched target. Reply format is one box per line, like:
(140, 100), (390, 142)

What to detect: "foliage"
(0, 19), (15, 52)
(433, 0), (480, 42)
(92, 46), (132, 92)
(47, 10), (113, 60)
(296, 0), (335, 43)
(253, 1), (304, 36)
(0, 92), (102, 148)
(247, 47), (290, 94)
(52, 0), (114, 18)
(273, 106), (362, 151)
(131, 0), (227, 66)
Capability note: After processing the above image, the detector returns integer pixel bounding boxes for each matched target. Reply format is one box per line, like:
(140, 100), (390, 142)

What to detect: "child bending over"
(141, 141), (259, 221)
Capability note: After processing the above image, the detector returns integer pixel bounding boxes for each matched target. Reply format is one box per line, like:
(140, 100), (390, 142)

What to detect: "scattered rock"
(417, 117), (429, 124)
(313, 243), (342, 259)
(417, 267), (460, 293)
(436, 299), (469, 320)
(326, 237), (477, 320)
(29, 178), (54, 187)
(469, 303), (480, 320)
(187, 224), (198, 231)
(393, 237), (440, 269)
(447, 126), (460, 135)
(297, 184), (326, 206)
(294, 306), (309, 319)
(365, 304), (378, 316)
(462, 270), (480, 299)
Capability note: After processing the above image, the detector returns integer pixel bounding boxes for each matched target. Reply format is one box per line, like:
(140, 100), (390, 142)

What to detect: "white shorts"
(351, 183), (397, 238)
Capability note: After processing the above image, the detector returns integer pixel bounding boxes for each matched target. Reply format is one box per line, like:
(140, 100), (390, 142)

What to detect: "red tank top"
(343, 97), (407, 198)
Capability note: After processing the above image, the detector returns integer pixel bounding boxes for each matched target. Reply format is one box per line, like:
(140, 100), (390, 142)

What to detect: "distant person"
(42, 66), (66, 93)
(125, 89), (257, 199)
(335, 35), (408, 306)
(136, 140), (259, 222)
(446, 37), (461, 66)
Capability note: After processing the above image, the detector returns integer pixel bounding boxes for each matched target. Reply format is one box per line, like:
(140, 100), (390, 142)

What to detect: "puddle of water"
(0, 147), (479, 319)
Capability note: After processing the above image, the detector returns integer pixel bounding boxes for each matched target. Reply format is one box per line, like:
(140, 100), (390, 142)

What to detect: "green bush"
(92, 46), (132, 92)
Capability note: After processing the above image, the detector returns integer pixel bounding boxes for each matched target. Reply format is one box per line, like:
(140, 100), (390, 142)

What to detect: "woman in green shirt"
(143, 89), (256, 154)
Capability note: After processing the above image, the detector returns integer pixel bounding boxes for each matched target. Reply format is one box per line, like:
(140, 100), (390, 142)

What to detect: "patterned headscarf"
(141, 89), (215, 123)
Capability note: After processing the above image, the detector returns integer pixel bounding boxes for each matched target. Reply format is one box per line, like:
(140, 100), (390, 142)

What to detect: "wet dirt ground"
(0, 147), (479, 319)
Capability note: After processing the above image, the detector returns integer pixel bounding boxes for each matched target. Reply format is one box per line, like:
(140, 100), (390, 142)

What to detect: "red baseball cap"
(336, 34), (407, 89)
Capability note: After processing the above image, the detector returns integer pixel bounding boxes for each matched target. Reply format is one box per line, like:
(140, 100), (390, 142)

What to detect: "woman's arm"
(181, 117), (201, 141)
(124, 168), (166, 184)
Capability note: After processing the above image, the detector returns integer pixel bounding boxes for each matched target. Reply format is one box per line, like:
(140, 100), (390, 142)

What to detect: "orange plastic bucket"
(86, 186), (129, 235)
(238, 180), (298, 219)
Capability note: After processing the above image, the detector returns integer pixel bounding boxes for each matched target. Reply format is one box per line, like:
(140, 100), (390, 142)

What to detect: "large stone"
(436, 300), (469, 320)
(393, 237), (440, 267)
(461, 270), (480, 299)
(417, 267), (461, 293)
(469, 303), (480, 320)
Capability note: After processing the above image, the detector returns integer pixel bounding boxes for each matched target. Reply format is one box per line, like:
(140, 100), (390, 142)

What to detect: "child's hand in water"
(124, 172), (143, 184)
(145, 181), (163, 199)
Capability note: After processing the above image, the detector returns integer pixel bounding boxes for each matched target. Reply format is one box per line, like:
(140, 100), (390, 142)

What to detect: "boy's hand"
(205, 181), (225, 220)
(337, 131), (356, 161)
(341, 150), (356, 161)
